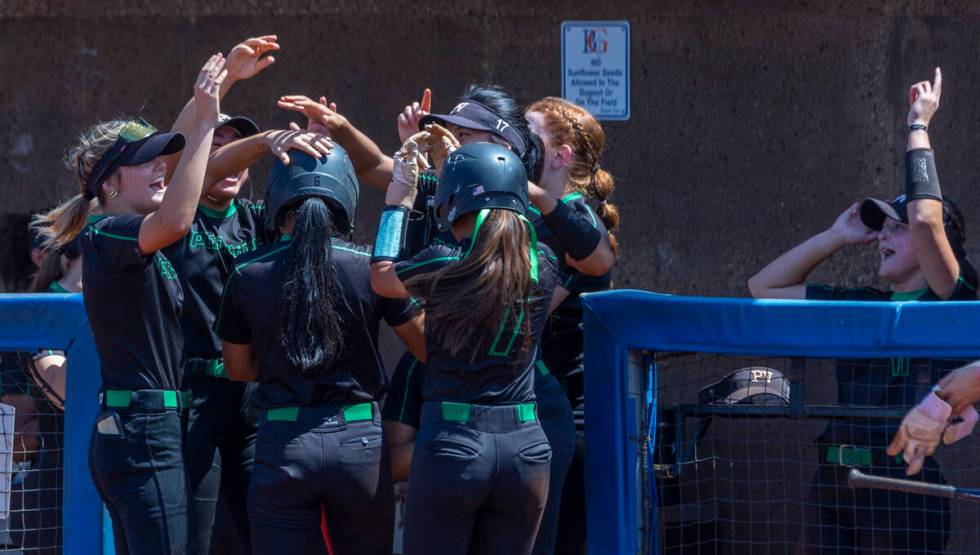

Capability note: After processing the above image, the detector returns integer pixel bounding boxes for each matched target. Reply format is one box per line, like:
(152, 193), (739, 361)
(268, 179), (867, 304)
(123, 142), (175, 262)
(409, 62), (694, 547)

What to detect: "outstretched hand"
(908, 67), (942, 127)
(277, 95), (348, 135)
(829, 203), (877, 246)
(263, 129), (333, 165)
(421, 123), (460, 173)
(194, 54), (228, 125)
(386, 131), (428, 208)
(938, 363), (980, 416)
(397, 88), (432, 143)
(224, 35), (279, 84)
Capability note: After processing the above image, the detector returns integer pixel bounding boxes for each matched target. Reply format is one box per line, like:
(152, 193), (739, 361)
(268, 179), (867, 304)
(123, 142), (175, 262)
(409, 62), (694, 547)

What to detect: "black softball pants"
(89, 390), (189, 555)
(403, 401), (552, 555)
(248, 402), (392, 555)
(184, 377), (257, 555)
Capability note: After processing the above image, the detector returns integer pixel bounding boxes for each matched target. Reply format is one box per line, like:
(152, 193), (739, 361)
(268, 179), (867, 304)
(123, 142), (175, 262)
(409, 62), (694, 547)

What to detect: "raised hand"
(224, 35), (279, 83)
(386, 132), (428, 208)
(263, 129), (334, 165)
(397, 88), (432, 143)
(421, 122), (460, 173)
(277, 95), (348, 135)
(194, 54), (228, 125)
(829, 202), (877, 245)
(908, 67), (942, 127)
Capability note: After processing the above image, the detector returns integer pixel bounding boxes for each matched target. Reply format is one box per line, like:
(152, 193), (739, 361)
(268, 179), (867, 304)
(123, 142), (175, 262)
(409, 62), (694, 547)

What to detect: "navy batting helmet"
(265, 146), (359, 235)
(434, 143), (528, 233)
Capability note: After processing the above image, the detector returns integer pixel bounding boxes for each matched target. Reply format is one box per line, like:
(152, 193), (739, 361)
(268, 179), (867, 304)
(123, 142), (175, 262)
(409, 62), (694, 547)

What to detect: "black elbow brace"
(906, 148), (942, 202)
(541, 200), (602, 261)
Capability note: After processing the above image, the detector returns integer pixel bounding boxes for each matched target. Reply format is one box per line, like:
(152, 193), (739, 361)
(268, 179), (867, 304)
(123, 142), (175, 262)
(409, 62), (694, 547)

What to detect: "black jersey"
(81, 214), (185, 391)
(528, 192), (612, 395)
(164, 200), (272, 362)
(806, 275), (977, 445)
(394, 239), (558, 404)
(215, 238), (417, 408)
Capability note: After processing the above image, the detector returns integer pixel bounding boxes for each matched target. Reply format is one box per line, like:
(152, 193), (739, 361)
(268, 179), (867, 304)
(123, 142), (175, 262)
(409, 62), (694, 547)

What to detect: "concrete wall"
(4, 1), (980, 294)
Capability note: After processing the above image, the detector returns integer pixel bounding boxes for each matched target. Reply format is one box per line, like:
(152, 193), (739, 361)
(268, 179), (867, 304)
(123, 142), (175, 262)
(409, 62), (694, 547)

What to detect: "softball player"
(372, 141), (558, 555)
(514, 96), (617, 555)
(31, 54), (226, 554)
(215, 146), (424, 555)
(157, 35), (338, 554)
(749, 68), (976, 553)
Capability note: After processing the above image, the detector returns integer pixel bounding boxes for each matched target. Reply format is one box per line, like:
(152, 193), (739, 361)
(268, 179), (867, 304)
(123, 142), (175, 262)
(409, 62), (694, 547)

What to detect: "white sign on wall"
(561, 21), (630, 121)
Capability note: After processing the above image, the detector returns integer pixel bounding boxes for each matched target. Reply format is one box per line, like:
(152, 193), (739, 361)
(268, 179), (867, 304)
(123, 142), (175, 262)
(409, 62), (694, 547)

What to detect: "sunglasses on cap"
(85, 119), (185, 199)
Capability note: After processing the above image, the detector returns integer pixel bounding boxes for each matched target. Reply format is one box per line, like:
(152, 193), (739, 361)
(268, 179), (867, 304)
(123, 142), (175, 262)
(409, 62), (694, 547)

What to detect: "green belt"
(104, 389), (191, 410)
(824, 445), (903, 467)
(265, 402), (374, 423)
(440, 401), (537, 423)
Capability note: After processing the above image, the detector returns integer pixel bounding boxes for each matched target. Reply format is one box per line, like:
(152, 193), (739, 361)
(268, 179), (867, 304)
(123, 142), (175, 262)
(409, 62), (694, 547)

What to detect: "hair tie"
(596, 199), (606, 207)
(591, 163), (601, 174)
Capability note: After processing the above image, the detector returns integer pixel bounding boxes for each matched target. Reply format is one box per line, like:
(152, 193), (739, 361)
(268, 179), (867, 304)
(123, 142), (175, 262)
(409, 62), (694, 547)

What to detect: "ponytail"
(33, 119), (131, 250)
(31, 195), (93, 251)
(404, 209), (535, 362)
(527, 97), (621, 254)
(590, 168), (620, 254)
(278, 197), (344, 372)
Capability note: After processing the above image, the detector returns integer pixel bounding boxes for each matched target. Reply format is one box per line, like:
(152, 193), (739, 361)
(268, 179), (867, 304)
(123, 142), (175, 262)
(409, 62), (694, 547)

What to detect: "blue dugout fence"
(582, 291), (980, 554)
(0, 293), (104, 554)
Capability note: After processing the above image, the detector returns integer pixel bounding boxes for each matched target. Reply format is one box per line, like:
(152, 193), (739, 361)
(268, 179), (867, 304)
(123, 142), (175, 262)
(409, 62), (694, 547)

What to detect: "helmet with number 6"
(435, 143), (528, 233)
(265, 145), (359, 234)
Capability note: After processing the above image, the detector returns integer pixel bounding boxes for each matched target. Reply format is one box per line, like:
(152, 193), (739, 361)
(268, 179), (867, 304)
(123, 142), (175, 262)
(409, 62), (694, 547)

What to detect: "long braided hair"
(526, 97), (620, 254)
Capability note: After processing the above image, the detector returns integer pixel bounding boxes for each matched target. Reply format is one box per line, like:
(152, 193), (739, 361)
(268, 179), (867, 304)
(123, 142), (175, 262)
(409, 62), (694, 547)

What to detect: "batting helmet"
(265, 146), (359, 235)
(434, 143), (528, 233)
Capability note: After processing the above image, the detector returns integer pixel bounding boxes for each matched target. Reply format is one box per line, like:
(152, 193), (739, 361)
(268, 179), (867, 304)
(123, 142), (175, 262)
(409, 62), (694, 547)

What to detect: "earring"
(106, 190), (118, 200)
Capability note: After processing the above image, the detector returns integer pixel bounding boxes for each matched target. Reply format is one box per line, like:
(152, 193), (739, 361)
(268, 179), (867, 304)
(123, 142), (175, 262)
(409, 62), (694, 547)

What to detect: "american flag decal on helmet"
(472, 186), (485, 196)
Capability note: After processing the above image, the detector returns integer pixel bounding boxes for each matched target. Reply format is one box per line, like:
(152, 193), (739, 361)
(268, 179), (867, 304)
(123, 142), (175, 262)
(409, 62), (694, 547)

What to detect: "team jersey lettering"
(189, 230), (261, 258)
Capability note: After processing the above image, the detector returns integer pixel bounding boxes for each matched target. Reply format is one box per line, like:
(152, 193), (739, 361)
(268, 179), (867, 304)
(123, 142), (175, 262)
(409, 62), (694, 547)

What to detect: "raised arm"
(138, 54), (225, 254)
(905, 68), (960, 299)
(205, 128), (333, 188)
(527, 182), (615, 276)
(747, 203), (877, 299)
(371, 134), (426, 298)
(166, 36), (279, 181)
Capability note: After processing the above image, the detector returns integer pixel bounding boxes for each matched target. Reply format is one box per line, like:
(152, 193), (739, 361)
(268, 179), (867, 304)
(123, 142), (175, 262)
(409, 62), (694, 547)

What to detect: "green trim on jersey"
(198, 202), (237, 220)
(87, 215), (138, 242)
(48, 281), (70, 293)
(890, 288), (928, 302)
(396, 256), (460, 275)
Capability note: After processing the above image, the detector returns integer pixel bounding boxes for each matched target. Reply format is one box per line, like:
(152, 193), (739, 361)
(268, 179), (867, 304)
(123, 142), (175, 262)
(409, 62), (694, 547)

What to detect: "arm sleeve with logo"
(89, 214), (148, 268)
(382, 354), (424, 429)
(213, 272), (252, 344)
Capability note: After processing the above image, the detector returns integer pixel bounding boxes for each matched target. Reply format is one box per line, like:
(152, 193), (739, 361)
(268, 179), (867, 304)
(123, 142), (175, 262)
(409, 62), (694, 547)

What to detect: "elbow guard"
(541, 200), (602, 261)
(906, 149), (942, 202)
(372, 206), (410, 263)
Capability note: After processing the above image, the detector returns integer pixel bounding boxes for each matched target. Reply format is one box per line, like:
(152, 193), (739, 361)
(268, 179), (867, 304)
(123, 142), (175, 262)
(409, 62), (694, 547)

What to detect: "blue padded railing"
(581, 290), (980, 554)
(0, 293), (104, 554)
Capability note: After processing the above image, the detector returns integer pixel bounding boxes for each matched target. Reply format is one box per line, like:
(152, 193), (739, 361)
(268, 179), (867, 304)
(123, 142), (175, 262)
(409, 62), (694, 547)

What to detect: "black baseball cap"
(419, 101), (527, 156)
(216, 114), (260, 138)
(85, 119), (184, 200)
(860, 194), (957, 230)
(698, 367), (791, 406)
